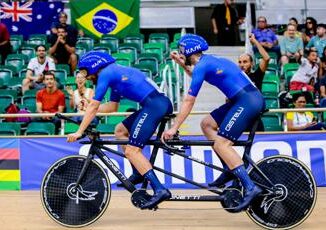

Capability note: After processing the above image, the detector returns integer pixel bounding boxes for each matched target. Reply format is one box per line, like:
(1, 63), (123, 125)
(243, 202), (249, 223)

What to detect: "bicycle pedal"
(131, 189), (153, 209)
(220, 188), (243, 213)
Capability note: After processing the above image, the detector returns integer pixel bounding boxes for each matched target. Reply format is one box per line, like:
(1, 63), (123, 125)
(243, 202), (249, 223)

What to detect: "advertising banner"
(18, 133), (326, 190)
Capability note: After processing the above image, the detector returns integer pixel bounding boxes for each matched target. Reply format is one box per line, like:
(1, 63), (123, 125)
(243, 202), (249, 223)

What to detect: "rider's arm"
(171, 67), (204, 131)
(98, 101), (119, 113)
(171, 94), (196, 130)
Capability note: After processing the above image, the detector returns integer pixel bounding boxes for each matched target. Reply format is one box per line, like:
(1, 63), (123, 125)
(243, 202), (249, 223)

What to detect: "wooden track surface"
(0, 188), (325, 230)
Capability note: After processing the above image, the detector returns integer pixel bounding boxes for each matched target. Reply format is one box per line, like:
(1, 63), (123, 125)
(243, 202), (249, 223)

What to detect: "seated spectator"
(252, 16), (280, 56)
(50, 11), (80, 43)
(286, 93), (326, 131)
(284, 17), (303, 38)
(319, 76), (326, 107)
(66, 72), (99, 126)
(280, 24), (304, 66)
(290, 49), (319, 92)
(0, 22), (12, 64)
(22, 45), (56, 94)
(238, 33), (270, 91)
(306, 23), (326, 58)
(36, 72), (65, 134)
(319, 46), (326, 77)
(302, 17), (317, 45)
(49, 25), (77, 74)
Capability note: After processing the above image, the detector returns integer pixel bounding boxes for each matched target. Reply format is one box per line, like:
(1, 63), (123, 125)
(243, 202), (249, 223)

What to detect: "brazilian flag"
(70, 0), (140, 39)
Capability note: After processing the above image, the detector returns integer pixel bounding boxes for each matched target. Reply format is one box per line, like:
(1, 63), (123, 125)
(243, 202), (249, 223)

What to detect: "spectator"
(252, 16), (280, 56)
(36, 71), (65, 133)
(302, 17), (317, 44)
(22, 45), (56, 94)
(290, 49), (319, 92)
(211, 0), (239, 46)
(49, 25), (77, 74)
(238, 33), (270, 91)
(319, 46), (326, 77)
(284, 17), (303, 38)
(66, 72), (99, 126)
(319, 76), (326, 107)
(280, 24), (304, 66)
(286, 93), (326, 131)
(50, 11), (80, 43)
(0, 22), (12, 64)
(306, 24), (326, 58)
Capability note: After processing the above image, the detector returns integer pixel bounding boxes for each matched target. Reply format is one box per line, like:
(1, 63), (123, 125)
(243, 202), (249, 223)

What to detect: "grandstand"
(1, 1), (326, 229)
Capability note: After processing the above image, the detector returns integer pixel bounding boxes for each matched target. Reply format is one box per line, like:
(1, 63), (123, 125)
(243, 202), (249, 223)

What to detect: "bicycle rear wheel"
(247, 155), (317, 229)
(41, 155), (111, 227)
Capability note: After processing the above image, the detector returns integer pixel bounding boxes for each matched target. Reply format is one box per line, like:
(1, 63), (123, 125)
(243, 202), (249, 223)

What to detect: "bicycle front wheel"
(41, 155), (111, 227)
(247, 155), (317, 229)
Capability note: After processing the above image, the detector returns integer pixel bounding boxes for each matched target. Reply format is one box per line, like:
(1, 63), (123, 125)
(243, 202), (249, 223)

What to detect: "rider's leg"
(115, 123), (144, 186)
(201, 115), (235, 187)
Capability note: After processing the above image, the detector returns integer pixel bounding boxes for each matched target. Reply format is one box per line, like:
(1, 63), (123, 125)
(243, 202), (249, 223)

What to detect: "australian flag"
(0, 1), (64, 39)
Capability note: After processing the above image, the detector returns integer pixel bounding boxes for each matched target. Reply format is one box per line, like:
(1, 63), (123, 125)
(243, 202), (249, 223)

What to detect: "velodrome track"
(0, 188), (325, 230)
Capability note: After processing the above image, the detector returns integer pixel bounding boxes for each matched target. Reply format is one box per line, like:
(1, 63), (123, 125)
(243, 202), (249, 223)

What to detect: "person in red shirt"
(0, 22), (12, 64)
(36, 71), (65, 133)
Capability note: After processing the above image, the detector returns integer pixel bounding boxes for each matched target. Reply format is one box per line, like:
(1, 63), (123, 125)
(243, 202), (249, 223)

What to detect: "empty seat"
(100, 35), (119, 53)
(0, 122), (21, 136)
(25, 122), (55, 135)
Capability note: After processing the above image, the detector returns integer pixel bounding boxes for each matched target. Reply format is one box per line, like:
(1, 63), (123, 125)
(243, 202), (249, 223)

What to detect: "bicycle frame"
(72, 111), (277, 203)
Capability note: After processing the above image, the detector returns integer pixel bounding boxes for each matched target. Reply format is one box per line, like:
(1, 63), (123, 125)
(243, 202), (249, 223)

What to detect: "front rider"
(162, 34), (265, 211)
(67, 51), (173, 209)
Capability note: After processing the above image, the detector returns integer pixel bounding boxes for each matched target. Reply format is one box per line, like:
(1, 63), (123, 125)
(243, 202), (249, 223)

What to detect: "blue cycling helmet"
(178, 34), (209, 57)
(78, 51), (115, 75)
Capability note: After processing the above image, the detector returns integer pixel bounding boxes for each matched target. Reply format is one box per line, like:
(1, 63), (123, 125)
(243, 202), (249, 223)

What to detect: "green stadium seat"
(23, 89), (38, 96)
(53, 69), (68, 85)
(96, 123), (115, 134)
(137, 57), (159, 77)
(112, 53), (132, 67)
(21, 95), (36, 113)
(173, 33), (181, 42)
(77, 37), (94, 51)
(262, 113), (283, 131)
(19, 46), (36, 60)
(27, 37), (46, 46)
(100, 35), (119, 53)
(118, 45), (137, 63)
(133, 63), (153, 79)
(0, 95), (14, 110)
(25, 122), (55, 135)
(123, 35), (143, 52)
(143, 43), (164, 63)
(149, 33), (169, 54)
(264, 96), (280, 109)
(119, 99), (138, 112)
(56, 64), (71, 75)
(64, 122), (79, 134)
(262, 81), (279, 97)
(169, 42), (178, 51)
(5, 54), (28, 74)
(93, 44), (112, 53)
(0, 68), (13, 87)
(75, 44), (87, 58)
(29, 34), (47, 41)
(0, 122), (21, 136)
(0, 89), (18, 101)
(19, 68), (28, 79)
(10, 36), (22, 53)
(263, 73), (280, 85)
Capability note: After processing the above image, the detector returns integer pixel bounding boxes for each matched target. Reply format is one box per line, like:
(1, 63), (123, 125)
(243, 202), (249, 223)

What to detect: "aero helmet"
(178, 34), (209, 57)
(78, 51), (115, 75)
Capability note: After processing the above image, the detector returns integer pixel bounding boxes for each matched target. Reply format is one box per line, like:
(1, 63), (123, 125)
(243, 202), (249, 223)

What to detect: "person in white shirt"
(22, 45), (56, 94)
(290, 49), (319, 92)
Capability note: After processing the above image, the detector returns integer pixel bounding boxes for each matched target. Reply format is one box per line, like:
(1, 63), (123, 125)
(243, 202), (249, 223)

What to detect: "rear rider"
(67, 51), (173, 209)
(162, 34), (265, 212)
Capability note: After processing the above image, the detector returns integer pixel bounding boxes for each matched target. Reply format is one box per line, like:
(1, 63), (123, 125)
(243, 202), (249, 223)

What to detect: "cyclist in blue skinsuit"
(67, 51), (173, 210)
(162, 34), (265, 212)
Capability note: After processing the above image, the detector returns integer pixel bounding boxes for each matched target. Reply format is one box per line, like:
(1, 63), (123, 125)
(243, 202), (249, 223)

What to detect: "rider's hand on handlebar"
(67, 132), (83, 142)
(161, 128), (178, 142)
